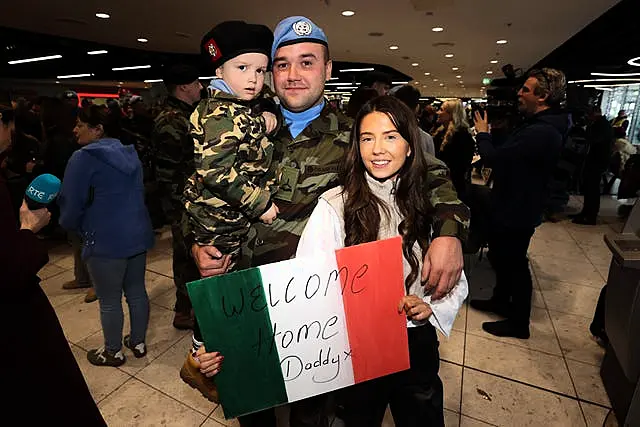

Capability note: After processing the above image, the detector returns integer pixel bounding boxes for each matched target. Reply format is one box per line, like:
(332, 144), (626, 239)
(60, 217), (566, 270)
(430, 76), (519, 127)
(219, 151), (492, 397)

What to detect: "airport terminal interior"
(2, 0), (640, 426)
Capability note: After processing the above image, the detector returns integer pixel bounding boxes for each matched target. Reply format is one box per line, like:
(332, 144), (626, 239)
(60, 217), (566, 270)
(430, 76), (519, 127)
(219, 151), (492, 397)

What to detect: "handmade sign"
(187, 236), (410, 418)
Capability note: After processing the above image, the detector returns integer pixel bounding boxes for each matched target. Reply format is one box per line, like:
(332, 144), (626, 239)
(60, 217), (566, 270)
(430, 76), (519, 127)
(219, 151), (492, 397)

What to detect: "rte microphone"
(24, 174), (61, 210)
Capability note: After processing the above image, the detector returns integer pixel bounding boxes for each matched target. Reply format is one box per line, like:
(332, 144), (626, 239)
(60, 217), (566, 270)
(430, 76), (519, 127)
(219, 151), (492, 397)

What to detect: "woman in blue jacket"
(59, 105), (154, 367)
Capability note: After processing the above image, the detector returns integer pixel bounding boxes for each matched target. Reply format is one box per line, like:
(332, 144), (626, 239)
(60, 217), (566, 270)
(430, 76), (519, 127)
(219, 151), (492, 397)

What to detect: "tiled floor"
(41, 195), (626, 426)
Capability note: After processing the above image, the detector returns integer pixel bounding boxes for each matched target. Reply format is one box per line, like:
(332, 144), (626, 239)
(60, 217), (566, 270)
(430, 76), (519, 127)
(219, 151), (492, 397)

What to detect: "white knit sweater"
(296, 174), (468, 337)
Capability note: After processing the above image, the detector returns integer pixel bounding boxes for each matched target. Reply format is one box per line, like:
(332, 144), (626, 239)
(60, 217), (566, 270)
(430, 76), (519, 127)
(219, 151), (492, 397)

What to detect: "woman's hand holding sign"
(398, 295), (433, 321)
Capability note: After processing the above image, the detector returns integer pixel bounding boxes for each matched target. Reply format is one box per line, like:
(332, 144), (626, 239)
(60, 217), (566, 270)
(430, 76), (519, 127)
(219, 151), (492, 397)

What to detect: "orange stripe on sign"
(336, 236), (410, 383)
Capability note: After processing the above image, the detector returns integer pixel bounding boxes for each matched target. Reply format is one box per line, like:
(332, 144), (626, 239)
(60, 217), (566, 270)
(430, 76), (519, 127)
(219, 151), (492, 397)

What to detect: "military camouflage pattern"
(422, 152), (471, 241)
(184, 89), (278, 266)
(153, 96), (197, 223)
(242, 101), (352, 267)
(241, 101), (471, 268)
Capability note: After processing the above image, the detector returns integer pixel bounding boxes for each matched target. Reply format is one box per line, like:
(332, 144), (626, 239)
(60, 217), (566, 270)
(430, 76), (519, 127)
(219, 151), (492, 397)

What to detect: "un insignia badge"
(292, 20), (312, 36)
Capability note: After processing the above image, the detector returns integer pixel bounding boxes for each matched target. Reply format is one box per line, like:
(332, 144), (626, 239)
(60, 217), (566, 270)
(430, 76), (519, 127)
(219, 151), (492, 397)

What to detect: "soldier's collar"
(298, 100), (341, 137)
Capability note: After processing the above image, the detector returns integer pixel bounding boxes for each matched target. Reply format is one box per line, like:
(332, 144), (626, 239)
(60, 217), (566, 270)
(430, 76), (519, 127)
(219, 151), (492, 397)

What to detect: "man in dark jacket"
(572, 107), (613, 225)
(472, 68), (568, 339)
(152, 64), (203, 330)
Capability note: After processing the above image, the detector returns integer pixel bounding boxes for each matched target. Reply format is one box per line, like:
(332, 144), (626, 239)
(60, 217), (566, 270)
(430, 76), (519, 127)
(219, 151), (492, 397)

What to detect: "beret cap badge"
(292, 20), (313, 36)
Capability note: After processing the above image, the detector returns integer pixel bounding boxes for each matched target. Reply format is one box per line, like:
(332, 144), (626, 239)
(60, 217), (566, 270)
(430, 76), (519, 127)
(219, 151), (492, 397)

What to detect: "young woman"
(58, 105), (154, 367)
(432, 99), (475, 201)
(297, 96), (468, 427)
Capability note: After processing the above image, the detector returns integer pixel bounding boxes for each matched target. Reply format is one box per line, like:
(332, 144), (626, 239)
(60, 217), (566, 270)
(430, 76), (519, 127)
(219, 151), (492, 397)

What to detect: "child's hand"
(259, 202), (279, 225)
(261, 112), (277, 134)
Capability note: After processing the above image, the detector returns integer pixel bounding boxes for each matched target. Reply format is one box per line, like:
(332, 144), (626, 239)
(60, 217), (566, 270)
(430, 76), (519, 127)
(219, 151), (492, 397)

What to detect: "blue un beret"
(271, 16), (328, 60)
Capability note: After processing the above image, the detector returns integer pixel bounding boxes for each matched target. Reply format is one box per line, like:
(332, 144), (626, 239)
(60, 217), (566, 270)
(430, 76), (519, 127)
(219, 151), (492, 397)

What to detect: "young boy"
(184, 21), (279, 273)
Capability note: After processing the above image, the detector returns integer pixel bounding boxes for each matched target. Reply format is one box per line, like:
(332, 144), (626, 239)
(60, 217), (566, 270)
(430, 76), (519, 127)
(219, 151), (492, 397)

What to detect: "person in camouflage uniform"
(152, 64), (203, 330)
(184, 16), (470, 427)
(183, 89), (279, 270)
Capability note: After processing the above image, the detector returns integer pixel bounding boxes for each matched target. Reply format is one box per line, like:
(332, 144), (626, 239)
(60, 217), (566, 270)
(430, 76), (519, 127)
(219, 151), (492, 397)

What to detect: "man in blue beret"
(188, 15), (470, 427)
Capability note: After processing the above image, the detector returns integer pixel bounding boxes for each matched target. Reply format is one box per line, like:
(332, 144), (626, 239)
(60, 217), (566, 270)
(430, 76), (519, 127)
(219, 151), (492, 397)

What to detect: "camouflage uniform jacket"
(184, 90), (277, 245)
(152, 96), (196, 223)
(243, 101), (470, 268)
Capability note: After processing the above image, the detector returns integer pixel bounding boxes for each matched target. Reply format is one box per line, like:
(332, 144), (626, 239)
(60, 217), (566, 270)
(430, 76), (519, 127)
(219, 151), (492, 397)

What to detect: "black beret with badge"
(200, 21), (274, 71)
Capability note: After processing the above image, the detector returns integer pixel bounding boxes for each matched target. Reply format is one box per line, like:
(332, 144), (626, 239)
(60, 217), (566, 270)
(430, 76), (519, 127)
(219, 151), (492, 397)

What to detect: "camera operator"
(471, 68), (569, 339)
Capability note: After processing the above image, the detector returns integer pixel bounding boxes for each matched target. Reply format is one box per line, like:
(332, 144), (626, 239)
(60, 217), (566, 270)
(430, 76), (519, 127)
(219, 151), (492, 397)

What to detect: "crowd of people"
(1, 12), (635, 427)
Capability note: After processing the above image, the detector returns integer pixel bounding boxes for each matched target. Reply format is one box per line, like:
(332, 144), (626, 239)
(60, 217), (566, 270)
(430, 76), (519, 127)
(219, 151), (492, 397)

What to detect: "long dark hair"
(341, 96), (435, 291)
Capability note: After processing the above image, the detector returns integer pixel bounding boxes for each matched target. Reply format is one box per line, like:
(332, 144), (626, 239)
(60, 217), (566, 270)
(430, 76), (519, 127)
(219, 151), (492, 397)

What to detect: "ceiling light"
(569, 78), (640, 83)
(95, 13), (110, 19)
(389, 45), (399, 50)
(339, 68), (374, 72)
(591, 72), (640, 77)
(329, 77), (339, 80)
(459, 81), (464, 83)
(326, 82), (349, 86)
(496, 39), (508, 44)
(199, 76), (216, 80)
(456, 75), (462, 78)
(592, 87), (614, 91)
(486, 71), (493, 74)
(392, 81), (408, 84)
(137, 38), (148, 43)
(432, 27), (444, 32)
(628, 57), (640, 67)
(57, 73), (93, 79)
(8, 54), (62, 65)
(144, 79), (163, 83)
(337, 86), (358, 90)
(424, 72), (430, 76)
(341, 10), (355, 16)
(414, 81), (419, 85)
(411, 63), (419, 67)
(490, 60), (499, 64)
(452, 67), (459, 71)
(433, 78), (439, 82)
(439, 83), (444, 86)
(119, 81), (124, 84)
(445, 54), (454, 58)
(55, 81), (60, 84)
(112, 65), (151, 71)
(87, 50), (108, 55)
(584, 83), (640, 88)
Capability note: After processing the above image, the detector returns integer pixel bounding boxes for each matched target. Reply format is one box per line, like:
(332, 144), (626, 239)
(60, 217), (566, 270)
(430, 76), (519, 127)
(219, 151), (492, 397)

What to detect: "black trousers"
(237, 394), (329, 427)
(488, 226), (535, 326)
(171, 223), (200, 314)
(340, 324), (444, 427)
(581, 164), (605, 220)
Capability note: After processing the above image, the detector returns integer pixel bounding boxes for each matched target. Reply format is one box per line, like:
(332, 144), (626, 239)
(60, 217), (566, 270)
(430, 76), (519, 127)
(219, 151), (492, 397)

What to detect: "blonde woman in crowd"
(432, 99), (476, 201)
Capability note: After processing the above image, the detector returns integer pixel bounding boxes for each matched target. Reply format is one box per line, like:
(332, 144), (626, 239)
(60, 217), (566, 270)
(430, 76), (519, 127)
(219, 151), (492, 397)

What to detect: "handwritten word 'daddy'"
(220, 264), (369, 319)
(281, 346), (353, 384)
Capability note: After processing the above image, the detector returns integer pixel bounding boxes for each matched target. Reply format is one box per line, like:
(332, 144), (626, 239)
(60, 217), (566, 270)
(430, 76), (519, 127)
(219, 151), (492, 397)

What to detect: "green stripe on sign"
(187, 267), (288, 418)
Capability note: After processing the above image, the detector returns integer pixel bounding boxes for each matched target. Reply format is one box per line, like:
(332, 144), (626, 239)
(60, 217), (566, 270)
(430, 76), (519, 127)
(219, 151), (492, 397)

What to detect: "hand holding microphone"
(20, 173), (61, 233)
(25, 173), (61, 210)
(19, 201), (51, 233)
